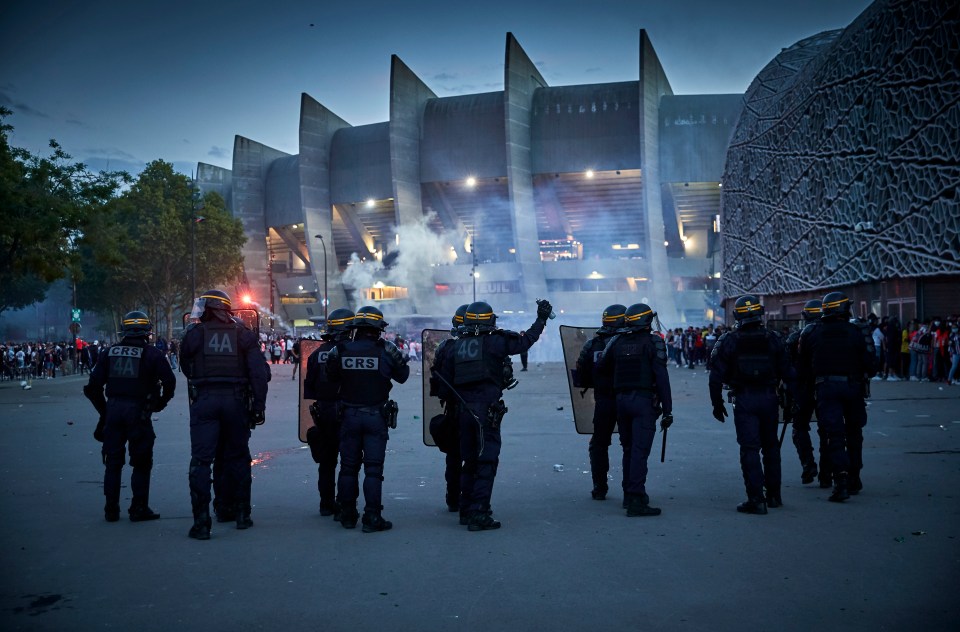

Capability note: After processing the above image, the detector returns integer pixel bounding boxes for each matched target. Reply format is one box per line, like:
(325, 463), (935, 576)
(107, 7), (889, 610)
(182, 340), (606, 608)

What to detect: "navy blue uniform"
(798, 319), (875, 494)
(709, 325), (792, 503)
(430, 337), (464, 512)
(787, 325), (829, 483)
(326, 332), (409, 515)
(435, 319), (545, 518)
(576, 332), (621, 497)
(303, 338), (342, 514)
(84, 337), (176, 517)
(180, 318), (269, 520)
(596, 331), (672, 502)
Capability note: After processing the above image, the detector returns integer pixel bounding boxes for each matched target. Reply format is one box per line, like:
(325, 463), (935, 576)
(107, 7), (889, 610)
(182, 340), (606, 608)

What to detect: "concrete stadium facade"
(195, 31), (740, 329)
(721, 0), (960, 324)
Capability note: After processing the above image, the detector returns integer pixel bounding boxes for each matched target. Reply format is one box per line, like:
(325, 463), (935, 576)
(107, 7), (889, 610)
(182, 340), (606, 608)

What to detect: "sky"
(2, 0), (874, 177)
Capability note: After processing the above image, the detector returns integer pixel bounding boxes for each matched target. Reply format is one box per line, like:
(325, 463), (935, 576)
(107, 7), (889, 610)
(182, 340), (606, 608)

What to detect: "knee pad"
(363, 460), (385, 480)
(130, 452), (153, 469)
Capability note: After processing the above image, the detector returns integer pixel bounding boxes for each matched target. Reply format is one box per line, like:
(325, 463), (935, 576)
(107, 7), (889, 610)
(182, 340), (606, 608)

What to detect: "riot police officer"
(84, 311), (176, 522)
(798, 291), (877, 501)
(435, 299), (552, 530)
(786, 299), (827, 485)
(180, 290), (269, 540)
(303, 308), (354, 518)
(575, 304), (627, 501)
(709, 295), (793, 514)
(429, 304), (469, 515)
(596, 303), (673, 516)
(326, 305), (409, 532)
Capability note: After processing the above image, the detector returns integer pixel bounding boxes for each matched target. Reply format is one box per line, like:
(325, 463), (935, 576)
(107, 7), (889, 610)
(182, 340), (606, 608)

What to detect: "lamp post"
(314, 234), (328, 323)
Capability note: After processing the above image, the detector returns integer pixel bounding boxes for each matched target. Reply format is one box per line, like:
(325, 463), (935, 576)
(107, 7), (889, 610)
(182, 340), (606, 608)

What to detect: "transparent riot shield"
(297, 339), (323, 442)
(421, 329), (452, 447)
(559, 325), (606, 434)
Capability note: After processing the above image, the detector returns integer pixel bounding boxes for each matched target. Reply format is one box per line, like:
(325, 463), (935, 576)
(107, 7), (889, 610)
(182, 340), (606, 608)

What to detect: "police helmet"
(821, 291), (851, 320)
(325, 308), (354, 334)
(464, 301), (497, 331)
(600, 304), (627, 332)
(624, 303), (655, 330)
(733, 295), (764, 326)
(802, 299), (822, 322)
(453, 304), (469, 327)
(121, 311), (152, 338)
(353, 305), (388, 330)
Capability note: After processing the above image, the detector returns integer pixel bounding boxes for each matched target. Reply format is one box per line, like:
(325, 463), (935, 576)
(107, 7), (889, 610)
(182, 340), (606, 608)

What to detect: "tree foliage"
(76, 160), (246, 340)
(0, 107), (127, 316)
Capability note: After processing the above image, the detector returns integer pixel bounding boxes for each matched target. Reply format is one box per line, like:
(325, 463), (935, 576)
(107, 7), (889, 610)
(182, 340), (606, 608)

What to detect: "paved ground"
(1, 360), (958, 631)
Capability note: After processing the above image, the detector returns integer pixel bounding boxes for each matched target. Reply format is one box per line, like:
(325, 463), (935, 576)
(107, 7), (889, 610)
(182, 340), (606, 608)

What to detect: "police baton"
(660, 427), (668, 463)
(778, 419), (790, 448)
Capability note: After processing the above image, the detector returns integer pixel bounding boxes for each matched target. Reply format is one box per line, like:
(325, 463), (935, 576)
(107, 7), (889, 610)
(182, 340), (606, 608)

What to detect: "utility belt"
(341, 399), (399, 429)
(815, 375), (859, 385)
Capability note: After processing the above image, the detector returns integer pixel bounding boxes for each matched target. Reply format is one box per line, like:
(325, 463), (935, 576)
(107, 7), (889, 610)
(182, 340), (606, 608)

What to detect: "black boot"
(818, 473), (833, 489)
(459, 510), (472, 526)
(445, 492), (459, 513)
(765, 488), (783, 509)
(848, 474), (863, 495)
(736, 497), (768, 515)
(319, 500), (340, 517)
(129, 504), (160, 522)
(829, 473), (850, 503)
(104, 502), (120, 523)
(236, 503), (254, 530)
(361, 509), (393, 533)
(188, 507), (212, 540)
(591, 484), (608, 501)
(801, 461), (819, 485)
(468, 511), (502, 531)
(214, 499), (236, 523)
(340, 504), (359, 529)
(626, 493), (661, 517)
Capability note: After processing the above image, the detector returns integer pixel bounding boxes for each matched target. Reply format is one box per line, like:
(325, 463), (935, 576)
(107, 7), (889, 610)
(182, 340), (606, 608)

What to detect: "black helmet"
(464, 301), (497, 331)
(121, 311), (152, 338)
(353, 305), (387, 330)
(821, 291), (851, 320)
(325, 308), (354, 334)
(624, 303), (655, 330)
(600, 304), (627, 332)
(451, 304), (469, 335)
(733, 295), (764, 326)
(802, 299), (822, 322)
(201, 289), (232, 311)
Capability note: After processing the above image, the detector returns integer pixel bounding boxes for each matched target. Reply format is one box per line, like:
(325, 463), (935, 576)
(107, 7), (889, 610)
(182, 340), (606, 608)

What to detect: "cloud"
(584, 67), (602, 74)
(0, 91), (49, 118)
(83, 146), (138, 161)
(208, 145), (228, 158)
(66, 118), (90, 127)
(433, 72), (457, 81)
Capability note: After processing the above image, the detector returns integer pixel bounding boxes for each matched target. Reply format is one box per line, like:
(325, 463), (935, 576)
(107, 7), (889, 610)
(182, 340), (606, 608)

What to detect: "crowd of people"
(866, 315), (960, 384)
(1, 339), (104, 381)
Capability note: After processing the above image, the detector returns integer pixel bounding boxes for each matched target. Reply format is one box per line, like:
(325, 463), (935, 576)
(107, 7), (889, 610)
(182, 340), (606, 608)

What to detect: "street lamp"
(314, 234), (328, 322)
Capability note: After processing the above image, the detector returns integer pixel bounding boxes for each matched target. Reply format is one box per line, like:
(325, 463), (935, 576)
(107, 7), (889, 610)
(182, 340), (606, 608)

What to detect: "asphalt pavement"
(1, 360), (958, 631)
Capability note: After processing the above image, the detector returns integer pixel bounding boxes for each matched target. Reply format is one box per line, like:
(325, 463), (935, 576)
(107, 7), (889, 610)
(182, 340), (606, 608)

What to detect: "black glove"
(712, 403), (728, 423)
(536, 299), (554, 321)
(93, 416), (105, 442)
(250, 410), (265, 428)
(660, 413), (673, 430)
(385, 341), (408, 366)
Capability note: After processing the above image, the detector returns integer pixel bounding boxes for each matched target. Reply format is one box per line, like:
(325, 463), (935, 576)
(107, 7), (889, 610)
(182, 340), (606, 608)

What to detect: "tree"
(0, 107), (127, 316)
(77, 160), (246, 340)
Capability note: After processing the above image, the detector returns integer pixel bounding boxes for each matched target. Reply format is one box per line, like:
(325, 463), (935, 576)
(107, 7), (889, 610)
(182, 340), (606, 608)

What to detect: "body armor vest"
(307, 340), (339, 401)
(734, 329), (776, 385)
(812, 321), (862, 377)
(589, 335), (615, 394)
(105, 342), (148, 398)
(612, 332), (655, 392)
(338, 339), (391, 405)
(453, 335), (503, 387)
(191, 321), (245, 380)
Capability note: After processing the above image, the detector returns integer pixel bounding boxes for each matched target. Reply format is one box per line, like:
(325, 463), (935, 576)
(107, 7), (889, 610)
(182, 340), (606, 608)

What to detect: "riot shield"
(421, 329), (452, 447)
(297, 339), (323, 442)
(559, 325), (607, 435)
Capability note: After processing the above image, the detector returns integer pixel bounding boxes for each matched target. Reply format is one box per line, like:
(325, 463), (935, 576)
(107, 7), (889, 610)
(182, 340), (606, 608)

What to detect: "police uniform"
(303, 308), (354, 517)
(709, 296), (793, 514)
(436, 300), (552, 531)
(326, 306), (409, 532)
(596, 303), (672, 516)
(180, 291), (269, 539)
(429, 305), (469, 515)
(575, 304), (626, 500)
(785, 300), (828, 486)
(798, 292), (877, 501)
(84, 312), (176, 522)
